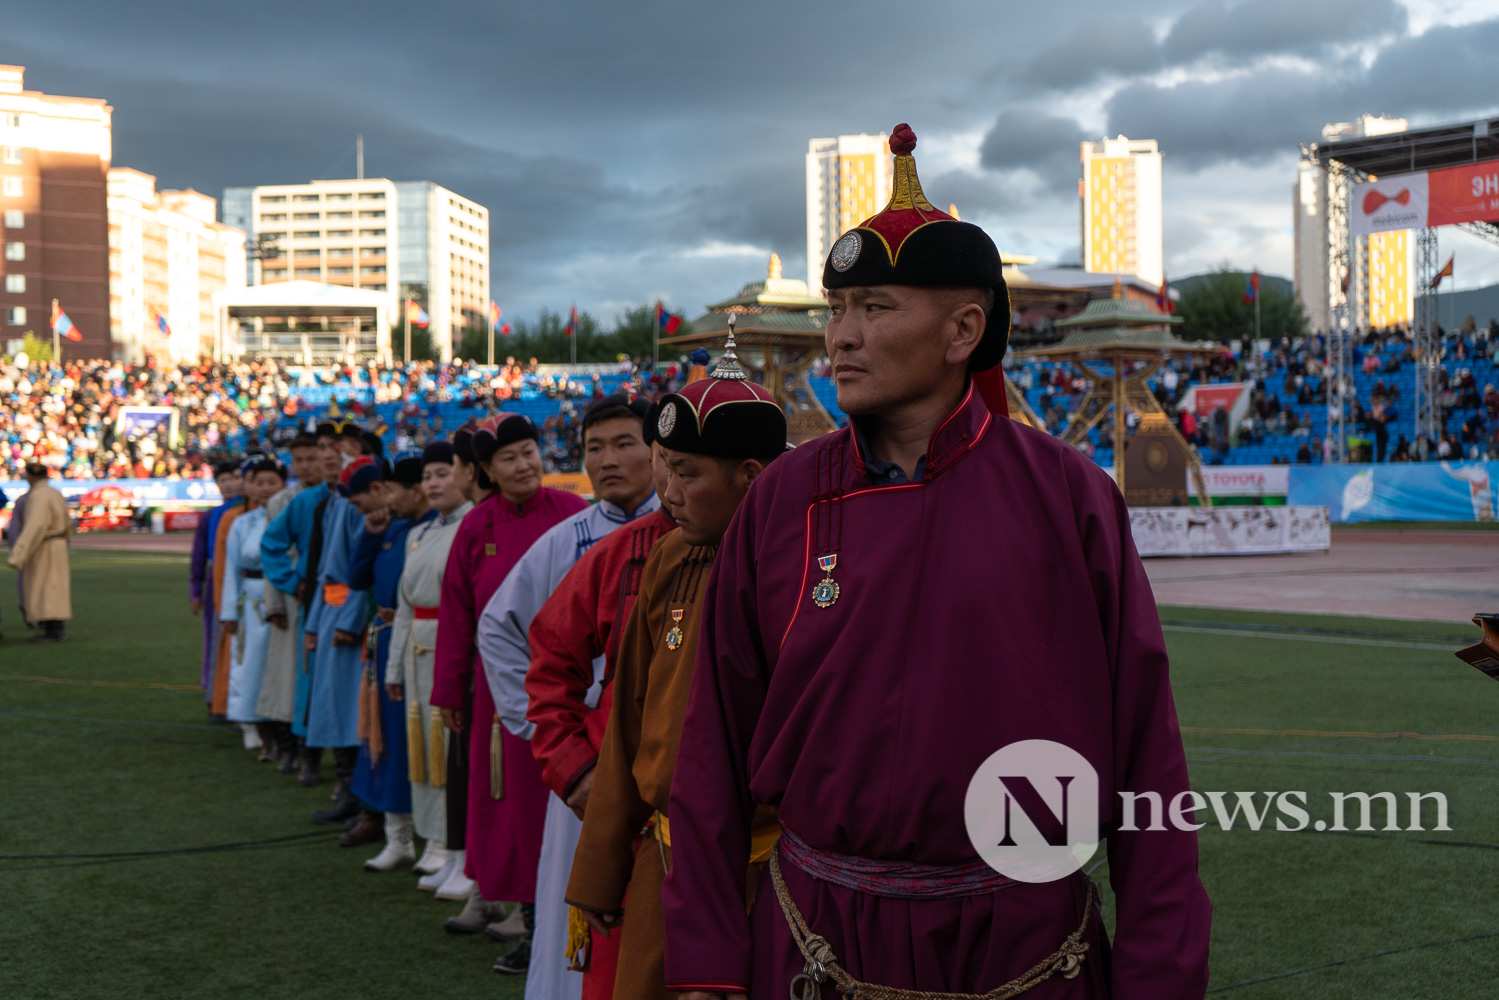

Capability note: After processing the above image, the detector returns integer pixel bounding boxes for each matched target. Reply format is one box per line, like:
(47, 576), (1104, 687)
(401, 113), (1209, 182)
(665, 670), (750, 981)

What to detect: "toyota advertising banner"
(1352, 157), (1499, 236)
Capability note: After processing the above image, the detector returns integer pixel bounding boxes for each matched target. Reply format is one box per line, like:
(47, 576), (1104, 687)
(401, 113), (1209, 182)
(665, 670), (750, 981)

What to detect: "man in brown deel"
(6, 462), (72, 642)
(565, 338), (787, 999)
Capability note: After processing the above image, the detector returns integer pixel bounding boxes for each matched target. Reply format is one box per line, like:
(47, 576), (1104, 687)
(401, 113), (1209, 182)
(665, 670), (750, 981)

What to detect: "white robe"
(476, 493), (660, 1000)
(220, 507), (271, 723)
(388, 501), (472, 843)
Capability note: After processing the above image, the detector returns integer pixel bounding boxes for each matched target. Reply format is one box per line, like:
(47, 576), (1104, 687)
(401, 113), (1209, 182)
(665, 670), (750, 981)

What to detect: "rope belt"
(769, 838), (1095, 1000)
(413, 605), (440, 620)
(778, 827), (1016, 899)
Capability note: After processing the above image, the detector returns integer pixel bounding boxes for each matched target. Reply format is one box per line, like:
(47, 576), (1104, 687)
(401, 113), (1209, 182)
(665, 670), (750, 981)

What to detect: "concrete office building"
(1079, 136), (1163, 289)
(108, 169), (246, 363)
(0, 65), (112, 359)
(805, 133), (891, 290)
(222, 178), (488, 361)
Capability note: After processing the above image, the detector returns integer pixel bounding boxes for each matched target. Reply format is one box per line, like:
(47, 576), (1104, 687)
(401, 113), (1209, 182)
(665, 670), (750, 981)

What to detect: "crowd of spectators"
(0, 353), (695, 482)
(2, 320), (1494, 483)
(1008, 319), (1498, 466)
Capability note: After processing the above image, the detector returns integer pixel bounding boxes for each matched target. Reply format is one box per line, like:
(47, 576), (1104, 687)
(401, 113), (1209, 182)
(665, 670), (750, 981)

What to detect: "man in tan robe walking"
(6, 463), (72, 643)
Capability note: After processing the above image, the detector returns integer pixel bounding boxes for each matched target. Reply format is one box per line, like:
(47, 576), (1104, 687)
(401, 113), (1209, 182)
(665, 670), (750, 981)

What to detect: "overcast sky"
(10, 0), (1499, 328)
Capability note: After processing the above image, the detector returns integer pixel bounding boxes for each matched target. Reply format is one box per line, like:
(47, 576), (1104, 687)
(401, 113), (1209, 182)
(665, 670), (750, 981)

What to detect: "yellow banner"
(543, 473), (594, 500)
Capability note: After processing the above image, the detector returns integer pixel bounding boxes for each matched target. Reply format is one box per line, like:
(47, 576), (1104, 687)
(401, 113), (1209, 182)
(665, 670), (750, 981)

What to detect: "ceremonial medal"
(665, 609), (685, 651)
(485, 543), (497, 556)
(811, 553), (840, 608)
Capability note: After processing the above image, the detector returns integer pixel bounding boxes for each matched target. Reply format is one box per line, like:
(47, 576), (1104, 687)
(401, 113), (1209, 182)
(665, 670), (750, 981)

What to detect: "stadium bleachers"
(282, 354), (1496, 468)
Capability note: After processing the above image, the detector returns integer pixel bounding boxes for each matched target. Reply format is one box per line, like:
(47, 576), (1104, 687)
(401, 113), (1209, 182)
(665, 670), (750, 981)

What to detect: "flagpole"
(1254, 271), (1261, 343)
(570, 307), (577, 366)
(404, 299), (411, 364)
(652, 302), (660, 371)
(487, 305), (495, 367)
(52, 298), (59, 362)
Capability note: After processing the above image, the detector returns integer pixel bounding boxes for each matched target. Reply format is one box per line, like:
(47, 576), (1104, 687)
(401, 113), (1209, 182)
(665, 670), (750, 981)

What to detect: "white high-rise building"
(108, 169), (246, 363)
(1079, 136), (1163, 287)
(1294, 115), (1410, 333)
(222, 177), (488, 361)
(805, 133), (891, 290)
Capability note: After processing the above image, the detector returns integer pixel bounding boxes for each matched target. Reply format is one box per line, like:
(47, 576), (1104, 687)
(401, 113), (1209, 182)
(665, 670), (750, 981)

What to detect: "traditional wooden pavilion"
(1018, 281), (1213, 506)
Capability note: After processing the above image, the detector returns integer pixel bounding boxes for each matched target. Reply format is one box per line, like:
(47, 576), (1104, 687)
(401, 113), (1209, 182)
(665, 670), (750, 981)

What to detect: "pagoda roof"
(706, 275), (829, 311)
(663, 307), (826, 348)
(1054, 295), (1182, 329)
(1020, 324), (1206, 360)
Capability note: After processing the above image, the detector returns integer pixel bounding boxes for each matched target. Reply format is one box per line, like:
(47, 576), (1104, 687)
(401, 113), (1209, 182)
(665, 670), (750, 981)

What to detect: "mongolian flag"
(489, 300), (502, 327)
(1430, 255), (1454, 290)
(656, 301), (683, 334)
(405, 299), (430, 328)
(149, 305), (171, 338)
(51, 300), (83, 341)
(564, 304), (578, 338)
(1242, 270), (1259, 304)
(1154, 278), (1174, 315)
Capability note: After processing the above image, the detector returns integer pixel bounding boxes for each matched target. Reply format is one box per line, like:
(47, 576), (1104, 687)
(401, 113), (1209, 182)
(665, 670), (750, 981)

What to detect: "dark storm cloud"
(1012, 0), (1407, 93)
(1161, 0), (1407, 65)
(1107, 16), (1499, 169)
(1018, 18), (1165, 91)
(979, 109), (1088, 193)
(4, 0), (1493, 313)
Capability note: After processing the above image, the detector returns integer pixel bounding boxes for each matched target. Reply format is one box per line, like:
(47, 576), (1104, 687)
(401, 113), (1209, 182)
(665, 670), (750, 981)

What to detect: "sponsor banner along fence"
(1352, 158), (1499, 237)
(1289, 461), (1498, 523)
(1130, 506), (1331, 556)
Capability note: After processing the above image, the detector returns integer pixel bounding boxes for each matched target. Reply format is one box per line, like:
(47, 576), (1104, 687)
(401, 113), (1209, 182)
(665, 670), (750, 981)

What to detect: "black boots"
(491, 903), (535, 974)
(277, 727), (300, 774)
(298, 745), (323, 787)
(311, 747), (361, 824)
(254, 723), (279, 763)
(29, 620), (64, 643)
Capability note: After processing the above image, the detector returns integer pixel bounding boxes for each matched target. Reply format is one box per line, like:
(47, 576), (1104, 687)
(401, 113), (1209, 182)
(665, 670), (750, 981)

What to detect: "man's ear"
(945, 301), (986, 366)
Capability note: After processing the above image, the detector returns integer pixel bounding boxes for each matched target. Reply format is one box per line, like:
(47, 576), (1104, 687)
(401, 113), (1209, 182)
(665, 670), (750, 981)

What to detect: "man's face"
(247, 471), (284, 506)
(661, 448), (755, 546)
(216, 472), (243, 500)
(824, 285), (983, 416)
(349, 481), (387, 516)
(338, 435), (363, 459)
(583, 416), (651, 508)
(486, 439), (543, 502)
(650, 442), (673, 518)
(422, 461), (465, 512)
(385, 481), (425, 519)
(290, 446), (321, 486)
(317, 436), (342, 478)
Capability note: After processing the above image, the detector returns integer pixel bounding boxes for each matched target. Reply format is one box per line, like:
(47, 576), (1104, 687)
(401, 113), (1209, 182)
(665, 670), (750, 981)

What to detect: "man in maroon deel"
(662, 124), (1211, 1000)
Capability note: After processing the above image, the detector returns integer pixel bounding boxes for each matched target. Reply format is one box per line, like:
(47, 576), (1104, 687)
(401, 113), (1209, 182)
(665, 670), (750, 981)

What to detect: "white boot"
(434, 849), (476, 900)
(364, 813), (416, 872)
(239, 723), (262, 750)
(413, 839), (448, 876)
(417, 851), (457, 892)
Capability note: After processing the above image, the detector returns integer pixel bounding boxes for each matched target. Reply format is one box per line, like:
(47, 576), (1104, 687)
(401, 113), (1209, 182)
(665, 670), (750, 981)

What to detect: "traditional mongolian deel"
(475, 490), (661, 1000)
(661, 123), (1209, 1000)
(430, 485), (588, 903)
(388, 500), (472, 843)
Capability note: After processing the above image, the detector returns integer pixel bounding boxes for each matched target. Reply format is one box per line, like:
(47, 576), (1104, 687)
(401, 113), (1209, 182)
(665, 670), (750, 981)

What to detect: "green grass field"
(2, 552), (1497, 998)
